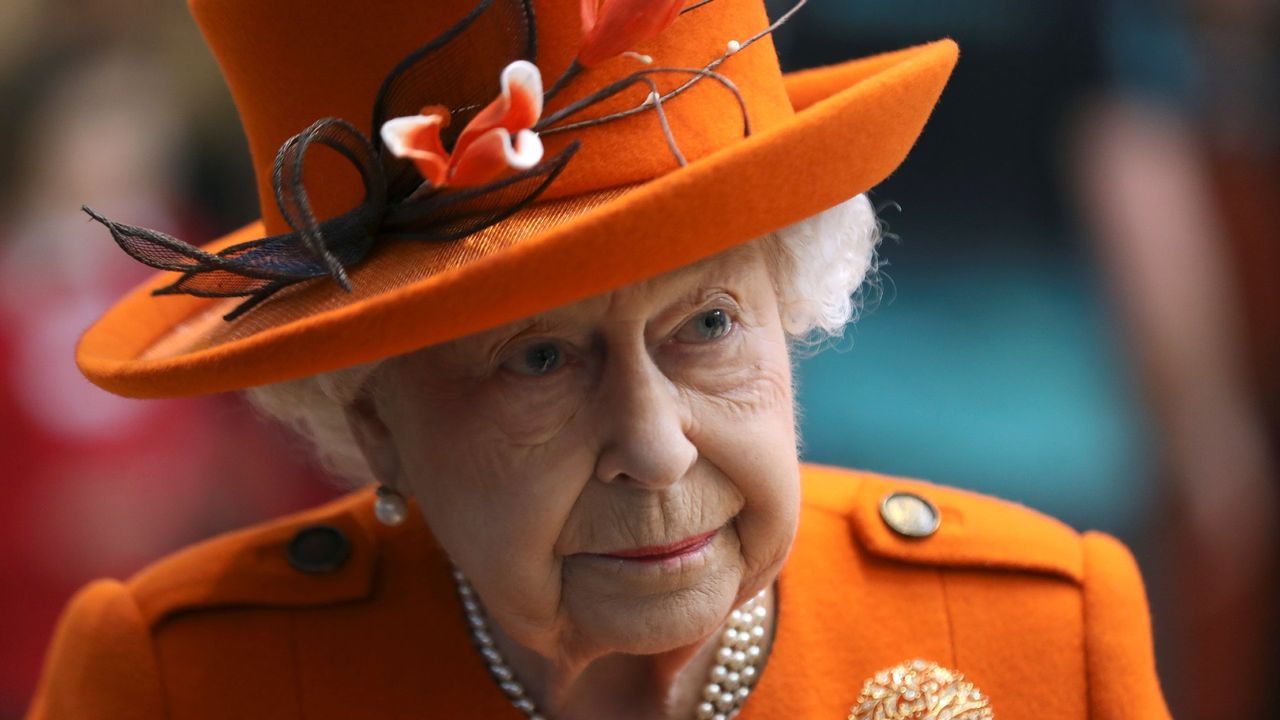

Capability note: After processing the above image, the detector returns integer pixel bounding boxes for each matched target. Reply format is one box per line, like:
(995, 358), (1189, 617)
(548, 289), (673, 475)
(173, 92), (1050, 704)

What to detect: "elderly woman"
(30, 1), (1170, 719)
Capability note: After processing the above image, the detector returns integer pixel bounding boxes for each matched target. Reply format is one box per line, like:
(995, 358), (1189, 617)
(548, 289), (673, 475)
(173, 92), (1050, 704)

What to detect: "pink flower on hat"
(577, 0), (687, 67)
(381, 60), (544, 188)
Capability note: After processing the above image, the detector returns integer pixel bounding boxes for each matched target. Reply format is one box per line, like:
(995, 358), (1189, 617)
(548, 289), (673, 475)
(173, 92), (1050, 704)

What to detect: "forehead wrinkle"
(602, 243), (766, 317)
(652, 242), (764, 294)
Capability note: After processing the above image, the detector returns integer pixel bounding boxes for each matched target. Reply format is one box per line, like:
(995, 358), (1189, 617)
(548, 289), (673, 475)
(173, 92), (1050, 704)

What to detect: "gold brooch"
(849, 659), (993, 720)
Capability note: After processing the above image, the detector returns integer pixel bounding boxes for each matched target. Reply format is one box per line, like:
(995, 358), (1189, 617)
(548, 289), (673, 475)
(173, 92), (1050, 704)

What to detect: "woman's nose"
(592, 351), (697, 488)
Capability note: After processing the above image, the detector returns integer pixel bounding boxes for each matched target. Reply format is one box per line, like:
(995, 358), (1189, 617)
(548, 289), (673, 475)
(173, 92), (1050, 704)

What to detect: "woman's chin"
(575, 604), (732, 656)
(563, 570), (743, 656)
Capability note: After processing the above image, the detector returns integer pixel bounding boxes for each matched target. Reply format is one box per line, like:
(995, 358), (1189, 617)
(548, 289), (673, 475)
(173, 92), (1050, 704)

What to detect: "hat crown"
(189, 0), (796, 235)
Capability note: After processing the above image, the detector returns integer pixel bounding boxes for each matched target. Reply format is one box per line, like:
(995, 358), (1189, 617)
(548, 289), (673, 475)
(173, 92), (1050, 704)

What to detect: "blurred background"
(0, 0), (1275, 717)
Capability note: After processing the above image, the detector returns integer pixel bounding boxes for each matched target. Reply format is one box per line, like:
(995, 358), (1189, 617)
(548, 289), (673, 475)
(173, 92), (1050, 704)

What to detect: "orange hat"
(77, 0), (958, 398)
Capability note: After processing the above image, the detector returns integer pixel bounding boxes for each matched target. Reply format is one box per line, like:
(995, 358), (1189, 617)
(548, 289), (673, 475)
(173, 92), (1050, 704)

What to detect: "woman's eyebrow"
(667, 255), (758, 304)
(478, 314), (585, 355)
(648, 286), (743, 333)
(438, 319), (538, 369)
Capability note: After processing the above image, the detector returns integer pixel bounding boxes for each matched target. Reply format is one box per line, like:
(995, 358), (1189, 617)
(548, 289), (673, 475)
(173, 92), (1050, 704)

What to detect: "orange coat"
(28, 465), (1171, 719)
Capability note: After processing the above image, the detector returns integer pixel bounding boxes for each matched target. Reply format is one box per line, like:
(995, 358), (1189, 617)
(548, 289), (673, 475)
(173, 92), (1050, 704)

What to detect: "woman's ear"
(344, 389), (404, 491)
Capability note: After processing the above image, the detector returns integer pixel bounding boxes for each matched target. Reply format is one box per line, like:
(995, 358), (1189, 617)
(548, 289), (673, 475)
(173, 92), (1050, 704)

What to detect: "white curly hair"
(246, 192), (882, 486)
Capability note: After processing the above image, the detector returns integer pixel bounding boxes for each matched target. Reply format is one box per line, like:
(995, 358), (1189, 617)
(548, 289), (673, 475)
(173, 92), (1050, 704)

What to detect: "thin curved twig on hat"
(681, 0), (717, 13)
(540, 0), (806, 136)
(639, 75), (686, 166)
(543, 0), (721, 105)
(535, 66), (748, 141)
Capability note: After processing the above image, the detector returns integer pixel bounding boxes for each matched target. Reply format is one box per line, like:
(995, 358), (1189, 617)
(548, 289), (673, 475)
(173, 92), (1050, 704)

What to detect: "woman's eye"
(675, 308), (734, 343)
(503, 341), (566, 377)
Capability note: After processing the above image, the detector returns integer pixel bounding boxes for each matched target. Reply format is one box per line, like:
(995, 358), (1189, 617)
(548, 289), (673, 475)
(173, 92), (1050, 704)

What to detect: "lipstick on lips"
(601, 529), (718, 562)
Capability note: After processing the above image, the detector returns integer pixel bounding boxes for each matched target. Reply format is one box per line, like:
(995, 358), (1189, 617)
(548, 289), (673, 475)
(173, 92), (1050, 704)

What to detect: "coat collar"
(127, 486), (383, 627)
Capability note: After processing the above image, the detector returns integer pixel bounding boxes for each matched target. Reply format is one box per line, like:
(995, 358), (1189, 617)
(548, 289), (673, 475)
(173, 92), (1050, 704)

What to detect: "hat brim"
(78, 39), (958, 398)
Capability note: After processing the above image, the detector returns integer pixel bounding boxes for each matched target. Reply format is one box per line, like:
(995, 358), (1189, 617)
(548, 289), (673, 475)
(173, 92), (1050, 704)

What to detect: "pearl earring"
(373, 485), (409, 527)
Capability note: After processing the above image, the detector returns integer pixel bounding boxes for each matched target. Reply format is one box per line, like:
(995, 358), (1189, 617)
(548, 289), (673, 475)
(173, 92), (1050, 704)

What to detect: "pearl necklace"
(452, 568), (769, 720)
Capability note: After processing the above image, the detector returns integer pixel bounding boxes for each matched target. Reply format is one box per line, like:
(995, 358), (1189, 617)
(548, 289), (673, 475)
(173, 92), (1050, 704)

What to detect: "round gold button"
(879, 492), (940, 538)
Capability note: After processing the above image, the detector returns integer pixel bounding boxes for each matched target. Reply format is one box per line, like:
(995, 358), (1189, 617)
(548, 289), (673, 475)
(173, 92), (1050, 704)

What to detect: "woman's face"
(352, 242), (801, 661)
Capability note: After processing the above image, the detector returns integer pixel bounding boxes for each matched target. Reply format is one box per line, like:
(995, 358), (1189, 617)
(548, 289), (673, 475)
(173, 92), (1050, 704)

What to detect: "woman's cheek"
(734, 458), (800, 589)
(688, 353), (798, 587)
(682, 357), (793, 433)
(672, 318), (790, 401)
(485, 369), (590, 446)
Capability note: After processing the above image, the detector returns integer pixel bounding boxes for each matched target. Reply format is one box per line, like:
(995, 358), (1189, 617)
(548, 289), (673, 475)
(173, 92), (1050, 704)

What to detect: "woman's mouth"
(599, 529), (719, 563)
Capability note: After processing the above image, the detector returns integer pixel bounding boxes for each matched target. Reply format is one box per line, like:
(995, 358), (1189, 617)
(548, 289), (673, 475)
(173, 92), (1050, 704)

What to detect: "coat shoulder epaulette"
(789, 464), (1169, 719)
(799, 463), (1084, 583)
(28, 488), (389, 720)
(124, 486), (381, 628)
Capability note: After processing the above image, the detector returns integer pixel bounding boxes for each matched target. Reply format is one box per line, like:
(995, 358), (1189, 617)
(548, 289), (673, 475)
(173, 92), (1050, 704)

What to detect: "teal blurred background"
(781, 0), (1162, 533)
(794, 245), (1151, 533)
